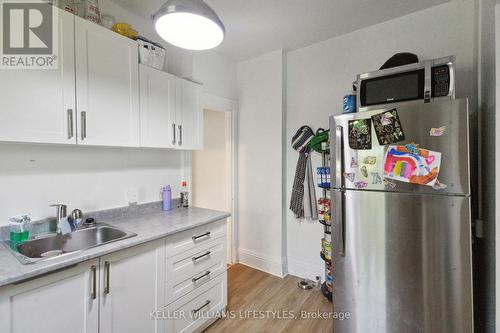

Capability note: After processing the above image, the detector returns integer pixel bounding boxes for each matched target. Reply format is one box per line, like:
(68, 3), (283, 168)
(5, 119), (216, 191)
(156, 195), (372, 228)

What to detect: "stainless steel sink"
(5, 223), (137, 264)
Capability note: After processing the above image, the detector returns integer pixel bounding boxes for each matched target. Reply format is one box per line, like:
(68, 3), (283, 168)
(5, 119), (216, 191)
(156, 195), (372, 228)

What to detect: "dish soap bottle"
(180, 181), (189, 208)
(9, 215), (30, 248)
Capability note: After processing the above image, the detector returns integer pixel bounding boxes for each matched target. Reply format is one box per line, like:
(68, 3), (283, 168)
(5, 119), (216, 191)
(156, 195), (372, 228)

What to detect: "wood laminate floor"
(204, 264), (333, 333)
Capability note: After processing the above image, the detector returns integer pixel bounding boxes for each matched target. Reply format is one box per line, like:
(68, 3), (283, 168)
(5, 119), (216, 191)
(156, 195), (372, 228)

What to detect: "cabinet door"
(139, 65), (176, 148)
(0, 259), (99, 333)
(75, 17), (140, 147)
(0, 8), (76, 144)
(100, 240), (165, 333)
(175, 78), (203, 150)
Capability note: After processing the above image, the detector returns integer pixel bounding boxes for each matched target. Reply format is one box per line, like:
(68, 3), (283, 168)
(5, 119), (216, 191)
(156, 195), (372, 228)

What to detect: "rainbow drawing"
(383, 145), (441, 187)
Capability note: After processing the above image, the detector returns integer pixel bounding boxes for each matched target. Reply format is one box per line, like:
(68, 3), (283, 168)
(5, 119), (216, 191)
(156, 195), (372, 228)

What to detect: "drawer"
(166, 219), (226, 258)
(164, 271), (227, 333)
(166, 238), (227, 304)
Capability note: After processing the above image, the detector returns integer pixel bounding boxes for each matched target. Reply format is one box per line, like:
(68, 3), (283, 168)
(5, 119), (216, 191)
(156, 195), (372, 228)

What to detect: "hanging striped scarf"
(290, 126), (316, 219)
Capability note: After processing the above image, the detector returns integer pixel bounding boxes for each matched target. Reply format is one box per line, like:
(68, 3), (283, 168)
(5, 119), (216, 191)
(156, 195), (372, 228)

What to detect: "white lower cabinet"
(0, 259), (99, 333)
(166, 237), (227, 302)
(164, 219), (228, 333)
(0, 220), (227, 333)
(99, 239), (165, 333)
(164, 272), (227, 333)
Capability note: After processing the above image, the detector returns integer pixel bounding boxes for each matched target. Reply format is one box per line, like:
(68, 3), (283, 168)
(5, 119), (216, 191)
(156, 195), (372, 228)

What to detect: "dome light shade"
(153, 0), (225, 50)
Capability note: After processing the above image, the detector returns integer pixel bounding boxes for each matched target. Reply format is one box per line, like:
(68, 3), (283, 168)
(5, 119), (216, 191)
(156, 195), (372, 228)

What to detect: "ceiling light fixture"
(152, 0), (225, 51)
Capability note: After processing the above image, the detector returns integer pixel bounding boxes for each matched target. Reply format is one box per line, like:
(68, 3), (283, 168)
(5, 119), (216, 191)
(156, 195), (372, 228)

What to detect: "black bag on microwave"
(380, 53), (419, 70)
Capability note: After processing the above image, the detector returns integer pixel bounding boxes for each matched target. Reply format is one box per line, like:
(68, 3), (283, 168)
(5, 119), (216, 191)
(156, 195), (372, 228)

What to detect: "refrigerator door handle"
(334, 125), (344, 188)
(336, 190), (346, 257)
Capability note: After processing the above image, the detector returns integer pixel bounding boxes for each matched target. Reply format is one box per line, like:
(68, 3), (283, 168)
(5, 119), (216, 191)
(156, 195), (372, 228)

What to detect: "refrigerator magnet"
(360, 166), (368, 178)
(372, 109), (405, 145)
(383, 179), (397, 189)
(363, 156), (377, 165)
(348, 119), (372, 150)
(351, 157), (359, 168)
(432, 179), (448, 190)
(343, 172), (355, 182)
(383, 145), (442, 187)
(371, 172), (382, 184)
(430, 126), (447, 137)
(354, 181), (368, 189)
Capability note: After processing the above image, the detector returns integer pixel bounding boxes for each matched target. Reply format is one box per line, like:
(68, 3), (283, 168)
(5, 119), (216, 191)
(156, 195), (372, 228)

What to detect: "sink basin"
(6, 224), (137, 264)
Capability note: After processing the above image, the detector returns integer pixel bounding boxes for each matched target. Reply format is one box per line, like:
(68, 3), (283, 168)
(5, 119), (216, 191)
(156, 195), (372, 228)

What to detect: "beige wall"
(236, 50), (286, 277)
(192, 110), (229, 212)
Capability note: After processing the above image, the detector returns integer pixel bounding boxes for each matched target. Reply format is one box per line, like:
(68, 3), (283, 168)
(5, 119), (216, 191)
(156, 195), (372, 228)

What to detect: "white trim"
(286, 257), (324, 282)
(199, 92), (239, 265)
(495, 3), (500, 327)
(201, 92), (238, 113)
(238, 248), (286, 278)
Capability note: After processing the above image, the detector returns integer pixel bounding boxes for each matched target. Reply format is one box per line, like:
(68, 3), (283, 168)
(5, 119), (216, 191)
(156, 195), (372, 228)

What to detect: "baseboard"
(238, 248), (286, 278)
(286, 257), (325, 282)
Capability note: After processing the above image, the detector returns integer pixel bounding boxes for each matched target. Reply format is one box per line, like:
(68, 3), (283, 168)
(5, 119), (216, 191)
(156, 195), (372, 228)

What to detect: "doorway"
(192, 108), (235, 264)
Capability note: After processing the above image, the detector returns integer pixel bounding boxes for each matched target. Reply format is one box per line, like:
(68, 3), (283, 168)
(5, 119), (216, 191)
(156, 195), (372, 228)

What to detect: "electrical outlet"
(126, 188), (138, 205)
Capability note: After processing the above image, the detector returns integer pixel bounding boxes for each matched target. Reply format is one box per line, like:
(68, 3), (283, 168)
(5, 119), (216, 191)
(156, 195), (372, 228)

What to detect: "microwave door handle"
(424, 61), (432, 102)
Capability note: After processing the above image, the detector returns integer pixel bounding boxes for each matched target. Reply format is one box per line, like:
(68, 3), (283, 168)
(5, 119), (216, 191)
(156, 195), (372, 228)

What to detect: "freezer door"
(329, 98), (471, 195)
(332, 190), (473, 333)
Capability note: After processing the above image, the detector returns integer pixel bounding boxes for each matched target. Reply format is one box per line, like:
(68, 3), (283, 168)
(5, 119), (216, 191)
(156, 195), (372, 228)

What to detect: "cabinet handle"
(192, 251), (211, 262)
(90, 265), (96, 300)
(192, 300), (211, 315)
(178, 125), (182, 146)
(104, 261), (110, 294)
(192, 270), (211, 283)
(81, 111), (87, 140)
(192, 231), (211, 241)
(172, 123), (176, 145)
(67, 109), (74, 139)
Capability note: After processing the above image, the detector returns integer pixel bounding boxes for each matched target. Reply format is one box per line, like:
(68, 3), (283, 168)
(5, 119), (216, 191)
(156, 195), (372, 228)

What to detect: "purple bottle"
(161, 186), (172, 211)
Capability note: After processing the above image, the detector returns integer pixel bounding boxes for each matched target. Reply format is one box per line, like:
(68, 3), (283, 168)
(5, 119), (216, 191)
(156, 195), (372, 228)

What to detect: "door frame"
(196, 93), (239, 264)
(495, 3), (500, 327)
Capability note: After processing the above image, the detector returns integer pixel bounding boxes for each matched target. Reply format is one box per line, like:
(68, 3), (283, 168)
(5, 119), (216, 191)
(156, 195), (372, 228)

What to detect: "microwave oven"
(356, 56), (455, 112)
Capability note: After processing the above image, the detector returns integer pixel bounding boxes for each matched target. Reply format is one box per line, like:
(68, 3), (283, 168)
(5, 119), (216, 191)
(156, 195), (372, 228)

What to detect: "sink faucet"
(50, 204), (68, 234)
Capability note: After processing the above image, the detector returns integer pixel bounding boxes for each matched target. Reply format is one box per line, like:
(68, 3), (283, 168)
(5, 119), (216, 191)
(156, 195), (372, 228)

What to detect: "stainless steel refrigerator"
(329, 98), (473, 332)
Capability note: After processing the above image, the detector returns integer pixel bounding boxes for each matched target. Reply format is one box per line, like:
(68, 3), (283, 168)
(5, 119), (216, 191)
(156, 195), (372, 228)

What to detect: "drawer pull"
(192, 270), (211, 283)
(192, 300), (211, 315)
(192, 251), (211, 262)
(192, 232), (211, 241)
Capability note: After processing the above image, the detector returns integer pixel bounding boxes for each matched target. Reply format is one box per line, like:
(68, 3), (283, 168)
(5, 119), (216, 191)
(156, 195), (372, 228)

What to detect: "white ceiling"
(111, 0), (450, 61)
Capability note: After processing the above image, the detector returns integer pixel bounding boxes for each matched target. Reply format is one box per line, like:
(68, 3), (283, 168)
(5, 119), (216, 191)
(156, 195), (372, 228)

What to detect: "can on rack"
(343, 91), (357, 114)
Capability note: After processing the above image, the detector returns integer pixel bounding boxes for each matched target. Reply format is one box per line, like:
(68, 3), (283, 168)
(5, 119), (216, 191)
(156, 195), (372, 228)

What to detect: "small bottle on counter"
(180, 181), (189, 208)
(161, 185), (172, 211)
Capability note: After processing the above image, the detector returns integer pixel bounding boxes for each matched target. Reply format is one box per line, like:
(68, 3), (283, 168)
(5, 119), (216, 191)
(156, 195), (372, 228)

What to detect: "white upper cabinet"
(0, 9), (76, 144)
(75, 17), (140, 147)
(174, 77), (203, 150)
(139, 65), (176, 148)
(139, 70), (203, 150)
(0, 7), (202, 150)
